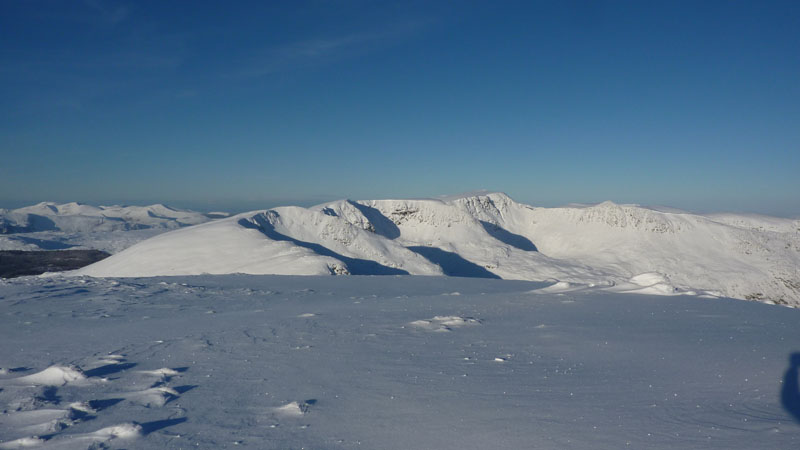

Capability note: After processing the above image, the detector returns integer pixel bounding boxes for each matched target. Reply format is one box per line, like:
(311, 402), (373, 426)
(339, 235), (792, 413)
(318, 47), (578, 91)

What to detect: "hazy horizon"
(2, 191), (799, 219)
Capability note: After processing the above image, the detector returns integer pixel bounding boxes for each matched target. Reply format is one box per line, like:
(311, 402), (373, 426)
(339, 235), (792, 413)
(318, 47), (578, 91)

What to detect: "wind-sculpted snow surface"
(1, 275), (800, 449)
(74, 193), (800, 306)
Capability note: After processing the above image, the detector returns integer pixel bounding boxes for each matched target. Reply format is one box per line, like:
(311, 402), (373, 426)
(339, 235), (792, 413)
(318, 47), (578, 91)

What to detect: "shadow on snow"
(781, 352), (800, 423)
(239, 216), (408, 276)
(479, 221), (538, 251)
(406, 246), (500, 279)
(347, 201), (401, 240)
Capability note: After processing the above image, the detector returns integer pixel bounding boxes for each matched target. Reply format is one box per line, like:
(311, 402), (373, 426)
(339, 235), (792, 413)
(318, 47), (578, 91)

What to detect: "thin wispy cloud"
(235, 20), (432, 78)
(83, 0), (130, 25)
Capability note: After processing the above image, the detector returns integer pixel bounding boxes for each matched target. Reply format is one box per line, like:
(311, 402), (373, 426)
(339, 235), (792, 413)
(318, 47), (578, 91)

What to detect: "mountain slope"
(74, 193), (800, 306)
(75, 207), (444, 278)
(511, 199), (800, 305)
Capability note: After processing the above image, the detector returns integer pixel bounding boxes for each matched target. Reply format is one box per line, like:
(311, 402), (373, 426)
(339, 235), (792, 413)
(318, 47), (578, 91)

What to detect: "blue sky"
(1, 1), (798, 215)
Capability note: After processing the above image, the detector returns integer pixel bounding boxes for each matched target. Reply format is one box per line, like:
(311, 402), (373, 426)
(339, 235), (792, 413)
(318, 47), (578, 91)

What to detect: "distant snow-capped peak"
(0, 202), (215, 234)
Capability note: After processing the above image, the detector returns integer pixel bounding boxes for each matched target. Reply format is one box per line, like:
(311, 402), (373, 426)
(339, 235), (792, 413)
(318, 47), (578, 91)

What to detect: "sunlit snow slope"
(75, 193), (800, 306)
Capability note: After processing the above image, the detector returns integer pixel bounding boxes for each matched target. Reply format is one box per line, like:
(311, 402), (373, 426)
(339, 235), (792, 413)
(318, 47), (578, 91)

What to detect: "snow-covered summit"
(0, 202), (212, 234)
(74, 193), (800, 306)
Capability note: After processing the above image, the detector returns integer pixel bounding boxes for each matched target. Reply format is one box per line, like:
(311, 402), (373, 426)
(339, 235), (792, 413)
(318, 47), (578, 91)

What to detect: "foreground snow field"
(1, 275), (799, 449)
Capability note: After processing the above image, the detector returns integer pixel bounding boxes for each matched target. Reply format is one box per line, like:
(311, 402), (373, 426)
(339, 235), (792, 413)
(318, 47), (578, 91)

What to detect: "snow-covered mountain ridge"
(0, 202), (212, 234)
(75, 193), (800, 306)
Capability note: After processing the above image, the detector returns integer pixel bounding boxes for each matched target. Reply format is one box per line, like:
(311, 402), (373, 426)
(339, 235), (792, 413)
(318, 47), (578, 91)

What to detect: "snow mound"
(612, 272), (679, 295)
(124, 386), (180, 407)
(0, 409), (74, 437)
(535, 281), (590, 293)
(0, 437), (45, 449)
(138, 367), (180, 377)
(8, 365), (87, 386)
(89, 423), (143, 440)
(629, 272), (671, 286)
(273, 401), (309, 417)
(409, 315), (481, 332)
(40, 423), (144, 447)
(532, 273), (720, 298)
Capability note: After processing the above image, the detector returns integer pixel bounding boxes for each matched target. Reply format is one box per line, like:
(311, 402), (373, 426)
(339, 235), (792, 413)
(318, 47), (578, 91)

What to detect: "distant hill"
(0, 202), (212, 234)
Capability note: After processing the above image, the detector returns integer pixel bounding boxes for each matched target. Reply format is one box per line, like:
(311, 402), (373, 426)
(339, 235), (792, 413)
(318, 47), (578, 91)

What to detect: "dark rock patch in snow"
(0, 250), (110, 278)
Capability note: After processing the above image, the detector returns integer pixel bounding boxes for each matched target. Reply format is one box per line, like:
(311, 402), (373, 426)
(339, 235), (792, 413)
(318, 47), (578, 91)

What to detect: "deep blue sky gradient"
(1, 1), (798, 215)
